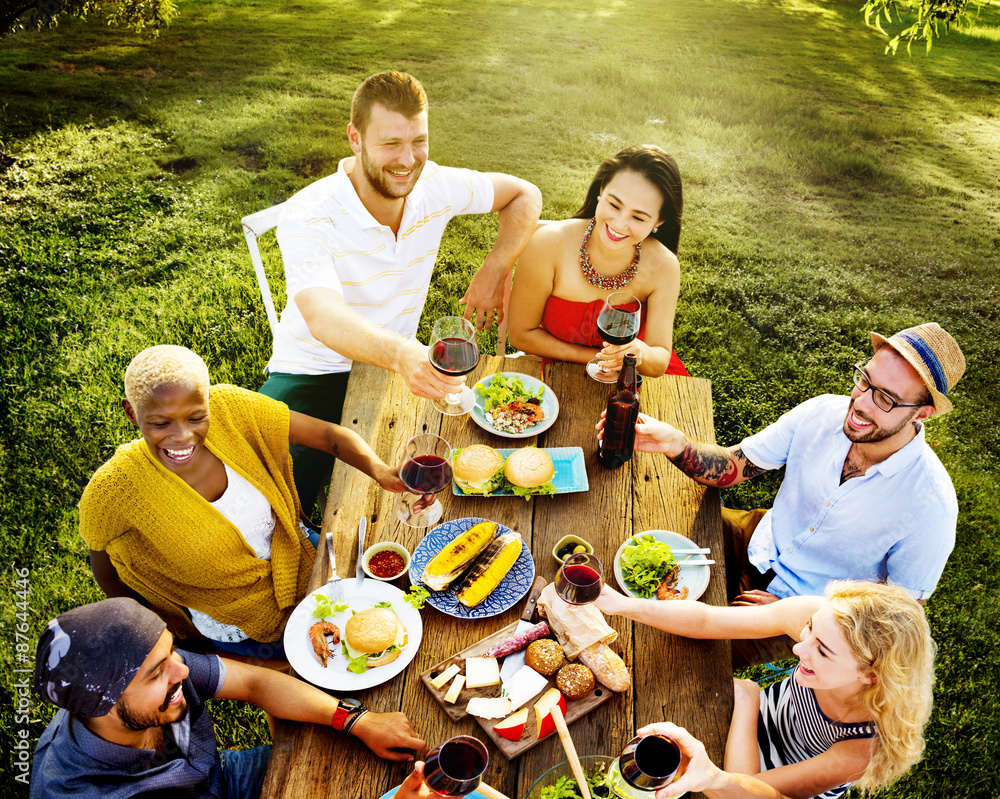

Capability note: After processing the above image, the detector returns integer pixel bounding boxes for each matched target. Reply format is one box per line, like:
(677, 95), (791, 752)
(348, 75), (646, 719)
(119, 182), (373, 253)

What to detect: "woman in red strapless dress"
(508, 145), (689, 378)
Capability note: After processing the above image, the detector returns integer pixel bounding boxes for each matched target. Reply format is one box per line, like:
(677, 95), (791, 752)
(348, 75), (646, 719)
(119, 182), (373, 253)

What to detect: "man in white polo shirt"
(260, 71), (542, 512)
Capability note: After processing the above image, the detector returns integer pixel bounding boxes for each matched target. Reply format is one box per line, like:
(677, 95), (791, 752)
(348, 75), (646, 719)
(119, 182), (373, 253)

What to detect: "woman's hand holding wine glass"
(587, 292), (642, 382)
(396, 434), (454, 528)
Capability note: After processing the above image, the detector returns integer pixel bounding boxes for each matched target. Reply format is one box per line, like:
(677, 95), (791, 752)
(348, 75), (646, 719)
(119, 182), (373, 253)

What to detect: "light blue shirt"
(741, 394), (957, 600)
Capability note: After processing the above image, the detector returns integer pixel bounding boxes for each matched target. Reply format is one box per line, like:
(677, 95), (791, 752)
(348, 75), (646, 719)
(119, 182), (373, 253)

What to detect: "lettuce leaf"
(619, 534), (678, 598)
(475, 374), (545, 412)
(509, 480), (557, 501)
(312, 595), (350, 619)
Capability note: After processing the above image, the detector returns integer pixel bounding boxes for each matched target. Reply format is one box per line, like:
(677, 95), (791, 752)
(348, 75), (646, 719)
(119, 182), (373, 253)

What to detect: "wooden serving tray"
(419, 578), (617, 759)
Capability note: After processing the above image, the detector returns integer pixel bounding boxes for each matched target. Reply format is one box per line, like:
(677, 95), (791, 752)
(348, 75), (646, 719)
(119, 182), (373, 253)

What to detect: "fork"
(325, 532), (345, 602)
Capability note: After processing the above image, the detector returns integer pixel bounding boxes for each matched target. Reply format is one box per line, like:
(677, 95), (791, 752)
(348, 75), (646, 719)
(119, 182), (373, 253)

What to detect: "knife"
(325, 532), (344, 602)
(500, 576), (547, 683)
(355, 516), (367, 587)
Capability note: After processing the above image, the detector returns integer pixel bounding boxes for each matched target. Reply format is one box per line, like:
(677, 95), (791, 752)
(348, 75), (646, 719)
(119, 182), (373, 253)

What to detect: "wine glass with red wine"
(555, 552), (604, 605)
(617, 733), (682, 792)
(586, 292), (642, 383)
(396, 434), (453, 528)
(422, 735), (490, 797)
(429, 316), (480, 415)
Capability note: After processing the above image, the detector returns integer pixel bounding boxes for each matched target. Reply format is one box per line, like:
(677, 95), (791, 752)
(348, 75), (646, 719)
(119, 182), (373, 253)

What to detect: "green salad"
(539, 763), (614, 799)
(476, 373), (545, 413)
(619, 534), (678, 598)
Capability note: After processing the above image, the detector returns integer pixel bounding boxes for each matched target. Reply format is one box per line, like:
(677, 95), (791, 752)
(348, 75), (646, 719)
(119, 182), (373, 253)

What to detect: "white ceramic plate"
(283, 580), (423, 690)
(613, 530), (710, 601)
(470, 372), (559, 439)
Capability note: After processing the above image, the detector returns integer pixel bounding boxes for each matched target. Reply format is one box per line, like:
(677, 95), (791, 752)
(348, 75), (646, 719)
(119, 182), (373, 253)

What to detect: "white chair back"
(242, 200), (514, 356)
(241, 203), (287, 340)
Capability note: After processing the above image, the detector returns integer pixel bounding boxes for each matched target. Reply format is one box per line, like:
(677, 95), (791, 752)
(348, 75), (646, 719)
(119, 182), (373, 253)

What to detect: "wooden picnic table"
(261, 356), (733, 799)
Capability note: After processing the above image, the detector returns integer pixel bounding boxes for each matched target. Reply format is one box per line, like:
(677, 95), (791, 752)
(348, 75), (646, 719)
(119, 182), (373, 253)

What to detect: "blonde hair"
(124, 345), (210, 410)
(826, 580), (936, 791)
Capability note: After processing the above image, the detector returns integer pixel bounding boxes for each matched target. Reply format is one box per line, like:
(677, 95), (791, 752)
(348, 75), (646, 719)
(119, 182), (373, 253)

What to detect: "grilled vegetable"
(455, 533), (523, 607)
(421, 521), (498, 591)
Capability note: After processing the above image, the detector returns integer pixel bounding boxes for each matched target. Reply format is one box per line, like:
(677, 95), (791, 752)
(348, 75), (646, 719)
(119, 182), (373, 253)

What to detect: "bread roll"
(578, 641), (630, 692)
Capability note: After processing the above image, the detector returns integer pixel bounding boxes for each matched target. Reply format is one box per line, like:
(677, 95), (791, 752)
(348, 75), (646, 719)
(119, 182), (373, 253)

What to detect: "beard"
(842, 398), (917, 444)
(116, 682), (188, 731)
(360, 143), (423, 200)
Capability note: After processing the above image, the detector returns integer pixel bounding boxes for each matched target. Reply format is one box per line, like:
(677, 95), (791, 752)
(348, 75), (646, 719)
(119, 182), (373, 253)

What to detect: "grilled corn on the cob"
(455, 533), (522, 607)
(421, 520), (498, 591)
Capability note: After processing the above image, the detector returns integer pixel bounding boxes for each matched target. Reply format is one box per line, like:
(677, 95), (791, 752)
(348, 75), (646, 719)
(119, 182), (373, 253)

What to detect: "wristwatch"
(331, 697), (365, 731)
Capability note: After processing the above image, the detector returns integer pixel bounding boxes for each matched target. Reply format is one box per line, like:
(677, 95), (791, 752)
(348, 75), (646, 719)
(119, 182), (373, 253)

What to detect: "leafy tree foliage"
(863, 0), (978, 54)
(1, 0), (178, 38)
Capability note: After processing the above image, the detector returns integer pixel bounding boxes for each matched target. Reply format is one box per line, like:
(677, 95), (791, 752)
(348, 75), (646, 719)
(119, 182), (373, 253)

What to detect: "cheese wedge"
(444, 674), (466, 704)
(466, 697), (511, 718)
(430, 664), (461, 690)
(465, 656), (501, 688)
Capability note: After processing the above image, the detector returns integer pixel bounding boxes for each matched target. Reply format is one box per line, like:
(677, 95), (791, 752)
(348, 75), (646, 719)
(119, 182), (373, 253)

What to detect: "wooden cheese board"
(419, 577), (618, 759)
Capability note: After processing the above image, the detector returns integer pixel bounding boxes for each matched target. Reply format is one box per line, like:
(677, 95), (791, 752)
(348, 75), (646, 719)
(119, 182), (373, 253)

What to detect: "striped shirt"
(758, 672), (876, 799)
(267, 158), (494, 375)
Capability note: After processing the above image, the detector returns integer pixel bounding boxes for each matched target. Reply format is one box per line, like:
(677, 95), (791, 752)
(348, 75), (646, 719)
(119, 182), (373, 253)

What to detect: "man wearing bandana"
(30, 598), (430, 798)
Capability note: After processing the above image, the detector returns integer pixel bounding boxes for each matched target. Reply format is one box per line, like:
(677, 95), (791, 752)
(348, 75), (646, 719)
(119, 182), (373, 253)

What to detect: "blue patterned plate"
(452, 447), (589, 497)
(409, 517), (535, 618)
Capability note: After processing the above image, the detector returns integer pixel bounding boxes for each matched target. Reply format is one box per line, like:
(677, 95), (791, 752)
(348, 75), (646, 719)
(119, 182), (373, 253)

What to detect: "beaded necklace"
(579, 218), (642, 291)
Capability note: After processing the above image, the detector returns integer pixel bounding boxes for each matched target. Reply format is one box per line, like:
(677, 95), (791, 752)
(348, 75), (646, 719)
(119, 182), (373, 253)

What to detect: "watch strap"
(331, 702), (352, 731)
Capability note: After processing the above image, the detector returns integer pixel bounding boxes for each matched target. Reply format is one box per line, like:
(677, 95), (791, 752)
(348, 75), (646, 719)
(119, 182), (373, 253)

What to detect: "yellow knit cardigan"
(80, 384), (314, 641)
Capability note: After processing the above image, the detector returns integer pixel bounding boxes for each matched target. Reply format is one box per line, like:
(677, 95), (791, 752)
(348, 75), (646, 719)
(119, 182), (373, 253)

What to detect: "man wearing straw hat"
(30, 598), (427, 798)
(611, 323), (965, 658)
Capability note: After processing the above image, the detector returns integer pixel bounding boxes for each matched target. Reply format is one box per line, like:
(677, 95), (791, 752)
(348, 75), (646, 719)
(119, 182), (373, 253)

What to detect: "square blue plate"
(452, 447), (589, 497)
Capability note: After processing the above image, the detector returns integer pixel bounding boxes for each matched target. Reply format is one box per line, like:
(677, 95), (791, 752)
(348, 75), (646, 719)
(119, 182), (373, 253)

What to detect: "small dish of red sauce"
(362, 542), (410, 581)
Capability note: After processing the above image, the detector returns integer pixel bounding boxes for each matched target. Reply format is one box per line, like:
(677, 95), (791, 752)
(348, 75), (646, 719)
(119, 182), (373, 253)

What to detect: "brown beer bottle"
(598, 353), (639, 469)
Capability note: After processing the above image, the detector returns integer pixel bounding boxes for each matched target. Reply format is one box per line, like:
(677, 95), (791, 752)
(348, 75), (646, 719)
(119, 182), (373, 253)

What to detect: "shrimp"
(309, 621), (340, 667)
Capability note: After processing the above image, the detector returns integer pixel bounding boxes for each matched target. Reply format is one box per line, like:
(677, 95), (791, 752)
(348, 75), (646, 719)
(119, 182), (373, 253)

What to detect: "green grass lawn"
(2, 0), (998, 796)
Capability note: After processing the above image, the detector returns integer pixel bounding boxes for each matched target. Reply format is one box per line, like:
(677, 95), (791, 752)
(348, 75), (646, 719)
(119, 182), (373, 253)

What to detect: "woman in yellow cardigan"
(82, 345), (406, 660)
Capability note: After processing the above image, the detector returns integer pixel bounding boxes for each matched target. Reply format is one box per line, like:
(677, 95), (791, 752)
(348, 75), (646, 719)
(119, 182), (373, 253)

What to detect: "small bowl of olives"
(553, 535), (595, 564)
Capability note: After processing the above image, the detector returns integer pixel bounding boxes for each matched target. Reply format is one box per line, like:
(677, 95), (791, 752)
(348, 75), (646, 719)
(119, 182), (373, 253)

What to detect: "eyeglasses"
(851, 363), (925, 413)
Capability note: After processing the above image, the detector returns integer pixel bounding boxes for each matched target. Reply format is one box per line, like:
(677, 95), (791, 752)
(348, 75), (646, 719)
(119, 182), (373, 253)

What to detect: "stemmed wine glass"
(396, 434), (453, 528)
(555, 553), (604, 605)
(422, 735), (490, 797)
(586, 292), (642, 383)
(429, 316), (480, 415)
(609, 734), (682, 798)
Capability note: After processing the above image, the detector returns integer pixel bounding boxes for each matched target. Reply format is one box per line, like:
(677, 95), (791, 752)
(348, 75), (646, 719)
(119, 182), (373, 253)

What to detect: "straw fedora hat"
(870, 323), (965, 415)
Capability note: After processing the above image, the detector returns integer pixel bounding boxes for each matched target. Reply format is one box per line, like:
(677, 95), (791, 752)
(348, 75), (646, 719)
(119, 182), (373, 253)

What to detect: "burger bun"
(453, 444), (505, 494)
(503, 447), (555, 489)
(344, 607), (408, 668)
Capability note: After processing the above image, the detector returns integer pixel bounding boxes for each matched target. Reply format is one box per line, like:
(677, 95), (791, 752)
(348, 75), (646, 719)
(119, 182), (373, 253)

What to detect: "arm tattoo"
(668, 444), (766, 486)
(669, 443), (740, 485)
(734, 447), (767, 480)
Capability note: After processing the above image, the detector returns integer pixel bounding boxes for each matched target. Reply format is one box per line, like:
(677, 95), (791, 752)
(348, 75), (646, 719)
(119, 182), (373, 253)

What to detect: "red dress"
(539, 296), (690, 376)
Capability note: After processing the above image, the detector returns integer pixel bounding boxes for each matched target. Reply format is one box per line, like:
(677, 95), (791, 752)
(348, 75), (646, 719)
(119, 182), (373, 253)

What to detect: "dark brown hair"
(573, 145), (683, 254)
(351, 71), (428, 136)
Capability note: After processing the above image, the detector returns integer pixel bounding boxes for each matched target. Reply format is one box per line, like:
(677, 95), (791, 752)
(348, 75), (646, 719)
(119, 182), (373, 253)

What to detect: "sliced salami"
(485, 621), (551, 658)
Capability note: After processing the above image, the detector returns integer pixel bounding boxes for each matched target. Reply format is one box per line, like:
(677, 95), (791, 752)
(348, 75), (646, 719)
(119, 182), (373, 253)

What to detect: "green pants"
(258, 370), (350, 520)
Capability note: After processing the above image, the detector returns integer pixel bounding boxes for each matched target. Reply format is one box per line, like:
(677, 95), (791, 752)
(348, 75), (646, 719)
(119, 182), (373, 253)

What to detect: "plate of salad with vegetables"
(470, 372), (559, 438)
(613, 530), (710, 601)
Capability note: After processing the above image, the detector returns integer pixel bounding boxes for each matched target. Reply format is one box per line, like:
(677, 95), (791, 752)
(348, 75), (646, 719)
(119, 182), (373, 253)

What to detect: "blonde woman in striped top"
(596, 580), (934, 799)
